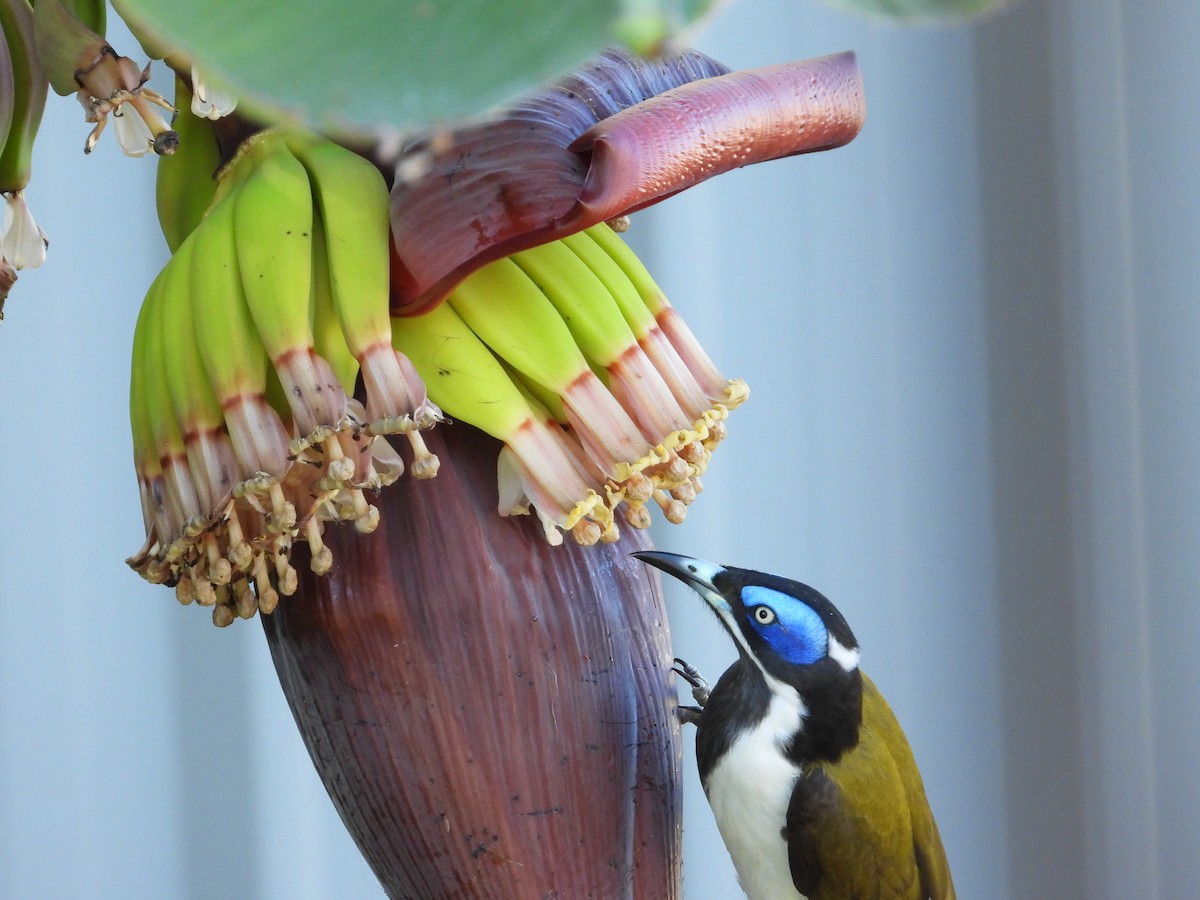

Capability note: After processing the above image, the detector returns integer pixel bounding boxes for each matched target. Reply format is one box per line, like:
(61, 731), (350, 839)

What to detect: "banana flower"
(189, 64), (236, 120)
(28, 0), (176, 156)
(127, 44), (864, 897)
(1, 190), (47, 269)
(76, 45), (177, 156)
(273, 46), (862, 896)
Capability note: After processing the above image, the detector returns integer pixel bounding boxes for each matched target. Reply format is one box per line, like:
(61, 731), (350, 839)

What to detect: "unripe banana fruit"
(130, 125), (744, 614)
(129, 128), (439, 624)
(393, 223), (747, 543)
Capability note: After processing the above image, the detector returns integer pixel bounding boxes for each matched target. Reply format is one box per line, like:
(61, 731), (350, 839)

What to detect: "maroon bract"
(265, 423), (682, 897)
(389, 48), (865, 315)
(573, 51), (866, 220)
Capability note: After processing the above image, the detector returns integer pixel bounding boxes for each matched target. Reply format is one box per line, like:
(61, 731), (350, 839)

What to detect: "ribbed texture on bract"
(263, 422), (681, 898)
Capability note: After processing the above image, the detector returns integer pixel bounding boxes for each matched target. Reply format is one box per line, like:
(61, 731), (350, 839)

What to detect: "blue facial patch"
(740, 585), (828, 666)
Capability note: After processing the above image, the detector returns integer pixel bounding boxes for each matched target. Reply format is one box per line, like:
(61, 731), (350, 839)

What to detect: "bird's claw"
(672, 657), (711, 709)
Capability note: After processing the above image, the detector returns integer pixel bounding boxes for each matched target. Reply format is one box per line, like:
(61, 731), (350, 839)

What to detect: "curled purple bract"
(573, 52), (866, 220)
(389, 47), (865, 315)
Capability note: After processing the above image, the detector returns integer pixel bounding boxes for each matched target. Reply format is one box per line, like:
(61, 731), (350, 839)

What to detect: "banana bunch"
(129, 128), (441, 626)
(391, 223), (747, 545)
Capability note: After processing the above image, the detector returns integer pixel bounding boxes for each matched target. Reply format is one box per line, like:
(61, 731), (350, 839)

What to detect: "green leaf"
(111, 0), (711, 138)
(822, 0), (1014, 21)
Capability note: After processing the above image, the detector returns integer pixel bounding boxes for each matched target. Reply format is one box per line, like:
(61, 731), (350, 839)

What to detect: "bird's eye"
(752, 606), (776, 625)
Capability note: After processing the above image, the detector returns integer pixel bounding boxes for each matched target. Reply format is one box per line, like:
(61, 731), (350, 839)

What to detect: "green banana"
(583, 222), (744, 407)
(157, 231), (238, 514)
(155, 229), (261, 605)
(563, 227), (710, 419)
(447, 256), (654, 482)
(309, 208), (360, 395)
(562, 226), (729, 509)
(186, 194), (305, 617)
(391, 301), (609, 544)
(230, 137), (346, 442)
(502, 357), (568, 425)
(287, 133), (438, 437)
(0, 0), (47, 195)
(187, 190), (292, 484)
(508, 236), (723, 526)
(392, 300), (545, 443)
(510, 238), (640, 370)
(0, 0), (48, 274)
(153, 249), (248, 613)
(448, 257), (596, 395)
(127, 267), (171, 584)
(135, 263), (208, 581)
(155, 75), (222, 252)
(511, 237), (695, 441)
(189, 194), (311, 607)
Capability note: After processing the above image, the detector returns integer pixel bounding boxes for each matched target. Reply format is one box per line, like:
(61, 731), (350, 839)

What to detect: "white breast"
(703, 692), (807, 900)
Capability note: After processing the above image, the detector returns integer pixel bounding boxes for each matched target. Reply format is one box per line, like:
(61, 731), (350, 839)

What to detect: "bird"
(634, 550), (955, 900)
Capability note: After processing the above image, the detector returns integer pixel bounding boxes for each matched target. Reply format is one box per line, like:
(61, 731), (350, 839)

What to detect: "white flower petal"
(2, 193), (47, 269)
(191, 67), (238, 120)
(496, 446), (531, 516)
(113, 106), (155, 157)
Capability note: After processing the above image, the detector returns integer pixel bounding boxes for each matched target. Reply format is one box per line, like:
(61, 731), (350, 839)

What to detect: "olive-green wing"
(785, 676), (955, 899)
(862, 674), (955, 899)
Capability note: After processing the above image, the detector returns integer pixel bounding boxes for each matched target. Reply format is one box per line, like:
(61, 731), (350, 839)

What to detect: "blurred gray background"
(2, 0), (1196, 897)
